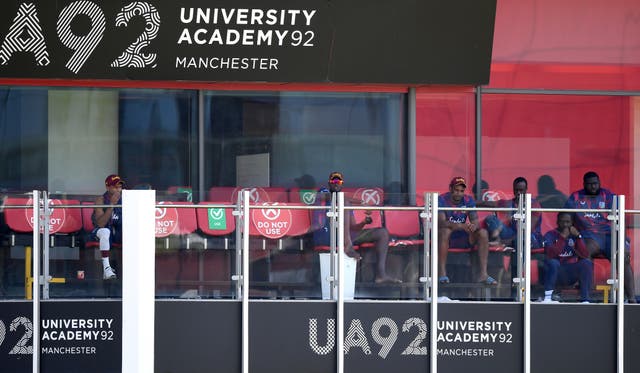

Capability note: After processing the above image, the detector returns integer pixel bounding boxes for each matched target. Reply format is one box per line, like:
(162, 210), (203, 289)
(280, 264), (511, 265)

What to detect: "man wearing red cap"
(438, 176), (496, 285)
(313, 171), (401, 283)
(92, 174), (125, 280)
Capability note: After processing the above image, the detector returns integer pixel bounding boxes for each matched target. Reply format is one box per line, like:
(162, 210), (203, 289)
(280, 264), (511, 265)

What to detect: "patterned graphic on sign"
(208, 208), (227, 230)
(401, 317), (427, 355)
(0, 3), (49, 66)
(371, 317), (399, 358)
(344, 319), (372, 355)
(56, 1), (105, 73)
(308, 318), (335, 355)
(8, 317), (33, 355)
(111, 2), (160, 68)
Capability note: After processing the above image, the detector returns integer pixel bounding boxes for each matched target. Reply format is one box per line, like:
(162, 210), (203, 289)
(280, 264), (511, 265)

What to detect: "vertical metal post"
(241, 190), (250, 373)
(235, 193), (244, 299)
(523, 194), (532, 373)
(420, 193), (432, 300)
(197, 90), (205, 201)
(42, 191), (50, 299)
(31, 190), (40, 373)
(408, 88), (417, 206)
(516, 195), (524, 302)
(475, 85), (483, 201)
(337, 192), (345, 373)
(616, 195), (625, 373)
(429, 192), (438, 373)
(611, 197), (619, 304)
(330, 192), (337, 300)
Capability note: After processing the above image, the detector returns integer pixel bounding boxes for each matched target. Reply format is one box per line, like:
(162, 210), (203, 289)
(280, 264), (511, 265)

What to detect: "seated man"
(541, 212), (593, 303)
(484, 176), (544, 249)
(312, 171), (400, 283)
(438, 176), (496, 285)
(565, 171), (636, 303)
(92, 174), (124, 280)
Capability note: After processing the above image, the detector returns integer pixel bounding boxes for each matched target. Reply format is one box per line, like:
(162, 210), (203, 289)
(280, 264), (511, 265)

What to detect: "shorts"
(90, 227), (122, 245)
(581, 232), (630, 260)
(449, 231), (472, 249)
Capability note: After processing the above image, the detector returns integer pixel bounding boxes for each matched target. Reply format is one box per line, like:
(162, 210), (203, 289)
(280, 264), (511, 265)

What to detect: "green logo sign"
(177, 187), (193, 202)
(300, 189), (316, 205)
(208, 208), (226, 230)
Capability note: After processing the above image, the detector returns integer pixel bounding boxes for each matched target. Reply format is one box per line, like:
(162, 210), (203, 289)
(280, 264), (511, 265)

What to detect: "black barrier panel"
(249, 301), (522, 373)
(437, 303), (522, 373)
(250, 301), (336, 373)
(531, 304), (616, 373)
(0, 300), (121, 373)
(0, 0), (496, 85)
(625, 306), (640, 372)
(155, 300), (241, 373)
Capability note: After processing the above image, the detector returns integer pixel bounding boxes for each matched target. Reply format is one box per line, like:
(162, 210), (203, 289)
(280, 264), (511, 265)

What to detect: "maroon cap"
(449, 176), (467, 188)
(105, 174), (125, 187)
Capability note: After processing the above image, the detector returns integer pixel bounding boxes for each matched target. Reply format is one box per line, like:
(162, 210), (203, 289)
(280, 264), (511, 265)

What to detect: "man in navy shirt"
(92, 174), (124, 280)
(565, 171), (636, 302)
(313, 171), (400, 283)
(438, 177), (495, 285)
(542, 212), (593, 303)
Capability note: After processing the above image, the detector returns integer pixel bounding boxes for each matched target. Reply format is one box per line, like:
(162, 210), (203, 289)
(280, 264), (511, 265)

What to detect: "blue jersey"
(93, 192), (122, 231)
(438, 193), (476, 224)
(499, 197), (542, 235)
(564, 188), (613, 235)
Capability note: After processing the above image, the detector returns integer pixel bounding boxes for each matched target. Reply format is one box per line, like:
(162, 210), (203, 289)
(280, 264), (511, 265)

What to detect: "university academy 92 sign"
(0, 0), (496, 84)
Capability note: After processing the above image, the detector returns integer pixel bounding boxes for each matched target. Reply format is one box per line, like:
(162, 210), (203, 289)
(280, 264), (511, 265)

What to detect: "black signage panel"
(437, 303), (522, 372)
(625, 306), (640, 372)
(0, 0), (496, 84)
(155, 300), (241, 373)
(250, 301), (522, 373)
(532, 304), (616, 373)
(0, 300), (121, 373)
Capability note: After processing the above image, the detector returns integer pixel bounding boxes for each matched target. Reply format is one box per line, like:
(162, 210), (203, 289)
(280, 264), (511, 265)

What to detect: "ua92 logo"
(0, 1), (160, 74)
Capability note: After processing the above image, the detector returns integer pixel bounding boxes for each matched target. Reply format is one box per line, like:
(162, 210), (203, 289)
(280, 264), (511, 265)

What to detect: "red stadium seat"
(196, 202), (236, 250)
(5, 197), (82, 247)
(155, 201), (198, 249)
(384, 209), (424, 248)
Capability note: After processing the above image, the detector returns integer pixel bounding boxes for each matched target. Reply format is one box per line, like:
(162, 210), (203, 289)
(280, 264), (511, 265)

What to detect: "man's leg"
(576, 259), (593, 302)
(471, 228), (494, 283)
(355, 228), (399, 283)
(438, 227), (452, 281)
(625, 253), (637, 303)
(96, 228), (116, 279)
(542, 259), (560, 301)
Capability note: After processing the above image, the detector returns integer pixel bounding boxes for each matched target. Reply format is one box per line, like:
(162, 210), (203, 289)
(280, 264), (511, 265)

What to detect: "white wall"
(48, 90), (119, 195)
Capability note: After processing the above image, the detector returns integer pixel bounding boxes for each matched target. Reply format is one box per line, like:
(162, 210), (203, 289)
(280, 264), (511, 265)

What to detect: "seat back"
(81, 202), (96, 233)
(384, 210), (421, 238)
(285, 204), (312, 237)
(196, 202), (236, 236)
(4, 197), (35, 233)
(4, 197), (82, 234)
(155, 201), (197, 238)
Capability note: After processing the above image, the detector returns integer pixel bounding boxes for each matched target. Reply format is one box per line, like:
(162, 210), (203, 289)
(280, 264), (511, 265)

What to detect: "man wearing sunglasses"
(313, 171), (401, 284)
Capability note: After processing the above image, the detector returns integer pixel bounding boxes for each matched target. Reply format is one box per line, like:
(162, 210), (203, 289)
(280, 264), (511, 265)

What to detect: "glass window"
(203, 91), (406, 196)
(415, 89), (475, 200)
